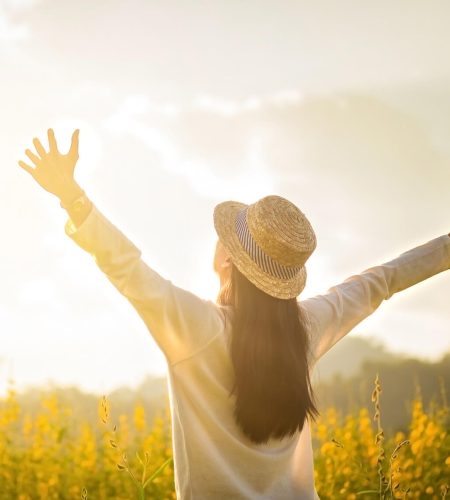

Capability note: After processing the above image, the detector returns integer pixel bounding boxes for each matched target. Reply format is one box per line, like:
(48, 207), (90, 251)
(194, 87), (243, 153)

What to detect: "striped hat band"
(235, 207), (302, 280)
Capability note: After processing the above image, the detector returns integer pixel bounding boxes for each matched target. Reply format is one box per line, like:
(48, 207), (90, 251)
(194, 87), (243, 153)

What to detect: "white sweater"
(64, 202), (450, 499)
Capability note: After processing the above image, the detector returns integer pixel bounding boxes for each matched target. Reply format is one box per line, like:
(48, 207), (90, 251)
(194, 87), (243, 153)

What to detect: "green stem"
(142, 457), (173, 489)
(137, 485), (145, 500)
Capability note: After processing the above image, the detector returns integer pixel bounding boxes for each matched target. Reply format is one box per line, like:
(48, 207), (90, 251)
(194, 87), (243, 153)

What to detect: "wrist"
(58, 180), (84, 206)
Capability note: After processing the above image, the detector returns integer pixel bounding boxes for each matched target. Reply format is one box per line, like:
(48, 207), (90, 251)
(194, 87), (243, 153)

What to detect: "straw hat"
(213, 194), (317, 300)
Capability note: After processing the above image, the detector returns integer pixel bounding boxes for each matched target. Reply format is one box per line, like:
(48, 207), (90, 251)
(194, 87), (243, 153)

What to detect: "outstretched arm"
(18, 128), (225, 366)
(62, 195), (225, 365)
(299, 234), (450, 366)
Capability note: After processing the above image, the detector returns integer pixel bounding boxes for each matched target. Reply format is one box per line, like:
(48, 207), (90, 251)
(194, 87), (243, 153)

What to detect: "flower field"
(0, 374), (448, 499)
(311, 374), (449, 499)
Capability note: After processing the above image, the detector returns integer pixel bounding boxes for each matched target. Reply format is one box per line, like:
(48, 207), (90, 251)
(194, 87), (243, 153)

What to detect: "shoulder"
(297, 301), (314, 331)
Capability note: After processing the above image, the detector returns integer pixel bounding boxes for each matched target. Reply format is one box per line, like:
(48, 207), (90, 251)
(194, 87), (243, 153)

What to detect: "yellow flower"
(411, 440), (423, 455)
(425, 422), (438, 439)
(403, 458), (414, 469)
(133, 403), (147, 432)
(394, 431), (405, 442)
(22, 414), (33, 437)
(316, 423), (328, 440)
(320, 442), (335, 455)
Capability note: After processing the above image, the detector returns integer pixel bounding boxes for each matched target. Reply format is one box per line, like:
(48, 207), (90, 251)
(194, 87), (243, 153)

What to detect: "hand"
(18, 128), (80, 198)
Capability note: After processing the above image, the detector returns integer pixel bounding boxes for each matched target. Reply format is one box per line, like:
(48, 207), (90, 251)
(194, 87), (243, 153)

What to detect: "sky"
(1, 0), (449, 396)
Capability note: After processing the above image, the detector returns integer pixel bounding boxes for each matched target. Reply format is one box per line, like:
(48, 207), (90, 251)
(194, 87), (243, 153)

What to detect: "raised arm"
(299, 234), (450, 366)
(18, 128), (225, 366)
(62, 195), (225, 366)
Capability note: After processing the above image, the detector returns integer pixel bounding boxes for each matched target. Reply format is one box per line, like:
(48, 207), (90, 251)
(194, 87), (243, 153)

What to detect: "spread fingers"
(25, 148), (41, 166)
(33, 137), (47, 158)
(18, 160), (35, 176)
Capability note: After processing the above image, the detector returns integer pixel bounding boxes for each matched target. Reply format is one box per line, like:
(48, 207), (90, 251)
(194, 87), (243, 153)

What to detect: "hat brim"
(213, 200), (307, 300)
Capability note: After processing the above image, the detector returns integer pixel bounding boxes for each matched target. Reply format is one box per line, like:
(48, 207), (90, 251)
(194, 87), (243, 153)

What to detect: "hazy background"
(1, 0), (449, 397)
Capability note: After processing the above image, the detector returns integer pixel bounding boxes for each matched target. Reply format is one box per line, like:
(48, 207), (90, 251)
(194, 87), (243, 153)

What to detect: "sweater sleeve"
(64, 202), (225, 366)
(299, 234), (450, 366)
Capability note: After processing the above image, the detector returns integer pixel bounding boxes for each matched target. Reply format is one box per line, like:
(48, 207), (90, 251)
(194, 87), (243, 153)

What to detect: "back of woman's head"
(219, 263), (320, 445)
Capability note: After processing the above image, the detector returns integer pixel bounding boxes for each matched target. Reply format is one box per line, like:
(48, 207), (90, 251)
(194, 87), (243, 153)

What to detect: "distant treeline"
(312, 351), (450, 435)
(2, 337), (449, 439)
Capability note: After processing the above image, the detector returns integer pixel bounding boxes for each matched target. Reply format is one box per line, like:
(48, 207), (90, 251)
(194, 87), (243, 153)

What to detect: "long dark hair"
(218, 263), (320, 444)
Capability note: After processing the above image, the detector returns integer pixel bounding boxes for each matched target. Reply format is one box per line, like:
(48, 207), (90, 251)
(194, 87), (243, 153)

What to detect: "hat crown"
(246, 195), (317, 267)
(212, 194), (316, 299)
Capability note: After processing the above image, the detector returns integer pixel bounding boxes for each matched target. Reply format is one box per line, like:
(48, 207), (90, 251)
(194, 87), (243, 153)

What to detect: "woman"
(18, 129), (450, 499)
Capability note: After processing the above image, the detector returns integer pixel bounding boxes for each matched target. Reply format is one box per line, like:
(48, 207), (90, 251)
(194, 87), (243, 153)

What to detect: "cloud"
(102, 86), (450, 224)
(98, 85), (450, 303)
(103, 94), (277, 202)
